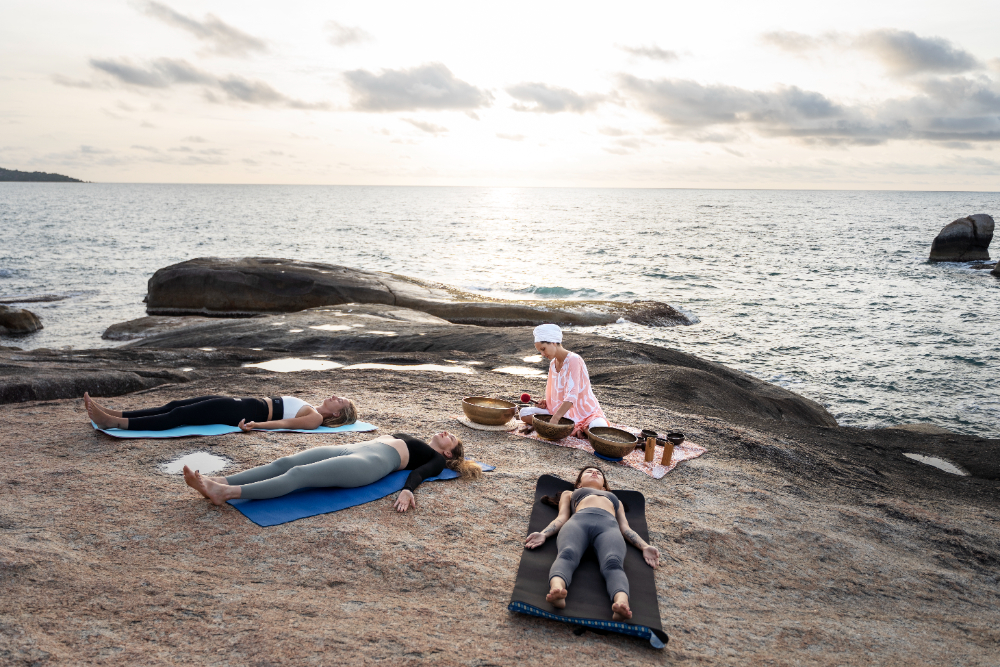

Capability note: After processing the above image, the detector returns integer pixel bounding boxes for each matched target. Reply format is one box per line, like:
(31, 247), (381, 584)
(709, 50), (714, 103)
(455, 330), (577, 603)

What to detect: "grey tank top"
(571, 487), (620, 513)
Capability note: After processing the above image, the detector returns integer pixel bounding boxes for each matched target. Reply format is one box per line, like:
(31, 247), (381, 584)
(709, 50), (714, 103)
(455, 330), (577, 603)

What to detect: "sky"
(2, 0), (1000, 189)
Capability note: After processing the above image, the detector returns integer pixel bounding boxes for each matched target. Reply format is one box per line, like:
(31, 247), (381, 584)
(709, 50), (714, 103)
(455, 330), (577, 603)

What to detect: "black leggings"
(124, 396), (269, 431)
(549, 508), (629, 601)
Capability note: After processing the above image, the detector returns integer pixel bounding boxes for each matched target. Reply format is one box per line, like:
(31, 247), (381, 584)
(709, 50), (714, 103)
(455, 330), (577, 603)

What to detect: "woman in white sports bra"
(84, 392), (357, 432)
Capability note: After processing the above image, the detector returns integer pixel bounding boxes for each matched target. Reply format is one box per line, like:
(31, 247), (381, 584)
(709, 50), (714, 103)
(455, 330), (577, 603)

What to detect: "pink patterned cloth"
(513, 425), (707, 480)
(545, 352), (606, 431)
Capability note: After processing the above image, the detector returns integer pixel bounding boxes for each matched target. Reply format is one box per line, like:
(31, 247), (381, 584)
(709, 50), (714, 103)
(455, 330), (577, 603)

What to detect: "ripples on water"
(1, 184), (997, 437)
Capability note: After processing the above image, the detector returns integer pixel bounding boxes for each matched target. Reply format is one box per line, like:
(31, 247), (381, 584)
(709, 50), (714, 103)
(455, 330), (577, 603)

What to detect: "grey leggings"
(549, 508), (629, 600)
(225, 440), (401, 500)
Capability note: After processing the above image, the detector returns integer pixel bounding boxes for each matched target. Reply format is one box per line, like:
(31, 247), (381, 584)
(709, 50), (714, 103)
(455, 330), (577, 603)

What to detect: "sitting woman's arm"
(615, 503), (660, 568)
(525, 491), (572, 549)
(238, 411), (324, 432)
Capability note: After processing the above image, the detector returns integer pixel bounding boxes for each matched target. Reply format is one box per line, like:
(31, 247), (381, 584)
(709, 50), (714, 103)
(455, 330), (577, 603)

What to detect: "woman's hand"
(238, 419), (258, 433)
(394, 489), (416, 513)
(524, 532), (547, 549)
(536, 399), (547, 410)
(643, 545), (660, 568)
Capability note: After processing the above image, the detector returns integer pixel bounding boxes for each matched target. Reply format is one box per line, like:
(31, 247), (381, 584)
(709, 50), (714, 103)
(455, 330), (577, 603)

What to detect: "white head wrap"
(533, 323), (563, 344)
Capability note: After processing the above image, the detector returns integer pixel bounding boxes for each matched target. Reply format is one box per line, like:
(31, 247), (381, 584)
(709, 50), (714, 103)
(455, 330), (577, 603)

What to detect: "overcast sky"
(3, 0), (1000, 188)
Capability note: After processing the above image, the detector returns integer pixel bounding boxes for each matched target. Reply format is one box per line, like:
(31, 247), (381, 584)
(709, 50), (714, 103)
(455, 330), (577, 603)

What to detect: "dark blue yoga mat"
(228, 462), (495, 527)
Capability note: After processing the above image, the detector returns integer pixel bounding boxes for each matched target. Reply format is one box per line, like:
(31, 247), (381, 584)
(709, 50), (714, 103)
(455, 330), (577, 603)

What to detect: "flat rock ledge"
(145, 257), (695, 327)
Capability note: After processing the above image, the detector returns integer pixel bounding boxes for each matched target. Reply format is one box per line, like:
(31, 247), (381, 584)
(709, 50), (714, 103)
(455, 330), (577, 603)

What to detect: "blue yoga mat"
(228, 462), (496, 527)
(91, 421), (378, 439)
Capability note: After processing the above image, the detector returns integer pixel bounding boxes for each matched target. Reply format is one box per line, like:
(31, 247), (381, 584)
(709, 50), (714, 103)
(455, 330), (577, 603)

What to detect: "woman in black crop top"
(183, 431), (482, 510)
(525, 465), (659, 622)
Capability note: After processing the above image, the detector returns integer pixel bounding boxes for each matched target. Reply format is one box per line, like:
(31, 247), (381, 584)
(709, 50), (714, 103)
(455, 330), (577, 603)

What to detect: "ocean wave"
(510, 285), (605, 299)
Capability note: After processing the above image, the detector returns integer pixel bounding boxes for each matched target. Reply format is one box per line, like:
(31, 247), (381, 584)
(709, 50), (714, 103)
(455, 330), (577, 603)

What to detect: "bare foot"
(86, 393), (122, 418)
(612, 595), (633, 622)
(546, 586), (568, 609)
(87, 396), (122, 429)
(183, 465), (237, 505)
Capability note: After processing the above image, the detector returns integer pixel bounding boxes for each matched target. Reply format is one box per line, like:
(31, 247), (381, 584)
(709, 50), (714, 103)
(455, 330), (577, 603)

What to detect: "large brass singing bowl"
(587, 427), (638, 458)
(531, 414), (576, 440)
(462, 396), (517, 425)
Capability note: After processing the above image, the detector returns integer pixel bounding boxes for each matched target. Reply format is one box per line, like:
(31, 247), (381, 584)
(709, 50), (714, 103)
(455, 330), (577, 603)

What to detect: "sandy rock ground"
(2, 361), (999, 666)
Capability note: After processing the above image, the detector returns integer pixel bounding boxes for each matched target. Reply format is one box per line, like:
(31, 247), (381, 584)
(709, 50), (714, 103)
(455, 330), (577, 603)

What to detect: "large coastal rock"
(929, 214), (994, 261)
(0, 305), (42, 334)
(145, 257), (695, 327)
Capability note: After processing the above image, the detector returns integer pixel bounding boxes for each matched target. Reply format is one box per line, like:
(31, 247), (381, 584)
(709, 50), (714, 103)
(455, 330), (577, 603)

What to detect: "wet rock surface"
(2, 353), (999, 665)
(145, 257), (695, 327)
(929, 213), (994, 261)
(0, 304), (43, 334)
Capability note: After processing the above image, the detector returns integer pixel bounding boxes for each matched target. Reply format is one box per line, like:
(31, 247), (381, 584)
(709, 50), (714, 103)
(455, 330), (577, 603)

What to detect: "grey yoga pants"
(225, 440), (402, 501)
(549, 507), (629, 600)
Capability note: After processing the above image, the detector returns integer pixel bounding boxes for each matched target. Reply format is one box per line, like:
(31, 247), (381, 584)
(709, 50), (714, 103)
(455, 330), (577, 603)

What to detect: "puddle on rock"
(288, 329), (304, 333)
(523, 355), (544, 363)
(365, 331), (398, 336)
(493, 366), (547, 377)
(309, 324), (351, 332)
(903, 453), (969, 476)
(160, 451), (231, 475)
(344, 363), (473, 374)
(244, 358), (345, 372)
(180, 367), (194, 372)
(198, 347), (216, 351)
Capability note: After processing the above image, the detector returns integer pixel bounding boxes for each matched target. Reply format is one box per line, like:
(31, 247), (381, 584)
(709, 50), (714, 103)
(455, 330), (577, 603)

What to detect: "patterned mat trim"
(512, 425), (706, 479)
(453, 415), (519, 431)
(508, 601), (666, 649)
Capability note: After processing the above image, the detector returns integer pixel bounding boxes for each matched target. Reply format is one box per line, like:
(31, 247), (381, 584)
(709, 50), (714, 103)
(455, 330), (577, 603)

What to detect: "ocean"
(2, 184), (998, 437)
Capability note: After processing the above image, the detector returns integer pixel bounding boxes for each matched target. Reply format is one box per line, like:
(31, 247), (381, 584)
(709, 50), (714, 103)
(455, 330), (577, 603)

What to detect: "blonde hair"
(445, 436), (482, 479)
(322, 399), (358, 428)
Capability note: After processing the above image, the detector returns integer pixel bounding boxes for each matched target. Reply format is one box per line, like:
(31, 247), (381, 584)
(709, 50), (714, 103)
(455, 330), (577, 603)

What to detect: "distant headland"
(0, 166), (84, 182)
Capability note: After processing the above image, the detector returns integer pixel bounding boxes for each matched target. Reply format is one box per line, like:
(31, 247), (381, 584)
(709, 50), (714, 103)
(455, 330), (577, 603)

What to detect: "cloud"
(51, 74), (98, 89)
(325, 21), (373, 47)
(496, 133), (525, 141)
(762, 28), (981, 77)
(139, 1), (267, 57)
(506, 82), (604, 113)
(618, 45), (679, 62)
(598, 126), (627, 136)
(343, 63), (493, 111)
(182, 135), (207, 142)
(619, 72), (1000, 145)
(855, 29), (981, 76)
(402, 118), (448, 134)
(89, 57), (328, 109)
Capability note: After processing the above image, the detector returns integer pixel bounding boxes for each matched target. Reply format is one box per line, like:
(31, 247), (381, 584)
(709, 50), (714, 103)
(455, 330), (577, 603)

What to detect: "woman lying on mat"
(84, 392), (358, 432)
(518, 323), (608, 437)
(524, 465), (659, 621)
(183, 431), (482, 510)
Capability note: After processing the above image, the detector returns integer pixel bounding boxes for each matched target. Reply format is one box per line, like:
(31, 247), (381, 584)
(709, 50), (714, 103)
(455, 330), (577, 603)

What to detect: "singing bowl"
(462, 396), (517, 425)
(531, 414), (575, 440)
(587, 427), (639, 458)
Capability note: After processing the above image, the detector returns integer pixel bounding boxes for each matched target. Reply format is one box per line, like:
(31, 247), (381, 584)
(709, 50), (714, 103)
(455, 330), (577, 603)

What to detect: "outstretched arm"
(616, 503), (660, 568)
(239, 411), (324, 432)
(525, 491), (572, 549)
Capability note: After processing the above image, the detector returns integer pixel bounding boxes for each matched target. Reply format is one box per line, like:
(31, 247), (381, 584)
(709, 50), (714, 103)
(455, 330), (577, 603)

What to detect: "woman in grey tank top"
(525, 466), (660, 622)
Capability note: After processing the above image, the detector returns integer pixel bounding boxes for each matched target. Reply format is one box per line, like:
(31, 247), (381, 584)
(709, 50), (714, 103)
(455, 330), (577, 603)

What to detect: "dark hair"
(541, 465), (624, 510)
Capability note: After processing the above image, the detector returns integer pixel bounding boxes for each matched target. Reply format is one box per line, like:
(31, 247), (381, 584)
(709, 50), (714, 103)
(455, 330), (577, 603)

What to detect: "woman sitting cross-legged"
(524, 466), (659, 621)
(84, 392), (357, 432)
(183, 431), (481, 511)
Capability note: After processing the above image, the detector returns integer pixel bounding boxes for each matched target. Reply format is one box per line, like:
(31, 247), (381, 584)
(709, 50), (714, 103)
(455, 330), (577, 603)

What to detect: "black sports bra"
(571, 487), (621, 512)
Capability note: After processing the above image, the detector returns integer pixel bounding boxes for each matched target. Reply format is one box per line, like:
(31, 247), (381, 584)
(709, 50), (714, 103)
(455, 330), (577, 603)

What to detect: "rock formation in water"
(0, 305), (43, 334)
(929, 213), (994, 261)
(145, 257), (695, 327)
(0, 166), (83, 182)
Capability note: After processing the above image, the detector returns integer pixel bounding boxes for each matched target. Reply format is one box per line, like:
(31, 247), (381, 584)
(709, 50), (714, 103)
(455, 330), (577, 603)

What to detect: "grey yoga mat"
(508, 474), (669, 649)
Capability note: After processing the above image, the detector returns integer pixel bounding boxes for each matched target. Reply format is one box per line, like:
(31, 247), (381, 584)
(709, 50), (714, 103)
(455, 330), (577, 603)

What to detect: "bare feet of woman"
(612, 593), (633, 621)
(182, 465), (239, 505)
(86, 394), (123, 429)
(546, 585), (568, 609)
(85, 393), (122, 418)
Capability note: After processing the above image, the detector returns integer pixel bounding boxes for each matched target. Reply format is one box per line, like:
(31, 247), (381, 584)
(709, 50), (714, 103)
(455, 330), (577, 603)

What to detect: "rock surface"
(929, 213), (994, 261)
(146, 257), (695, 327)
(122, 304), (836, 428)
(993, 261), (1000, 277)
(0, 304), (42, 334)
(1, 350), (998, 665)
(102, 315), (223, 341)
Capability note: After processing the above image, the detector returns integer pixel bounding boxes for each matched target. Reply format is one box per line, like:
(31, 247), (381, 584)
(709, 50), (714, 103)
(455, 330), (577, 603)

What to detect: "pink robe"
(545, 352), (606, 429)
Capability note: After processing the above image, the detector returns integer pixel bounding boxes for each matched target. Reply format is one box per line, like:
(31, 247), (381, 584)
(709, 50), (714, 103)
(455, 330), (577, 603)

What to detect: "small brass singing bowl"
(462, 397), (517, 425)
(530, 414), (576, 440)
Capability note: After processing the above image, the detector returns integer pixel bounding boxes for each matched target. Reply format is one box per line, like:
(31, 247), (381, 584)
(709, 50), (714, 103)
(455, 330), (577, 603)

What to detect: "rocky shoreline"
(2, 266), (999, 665)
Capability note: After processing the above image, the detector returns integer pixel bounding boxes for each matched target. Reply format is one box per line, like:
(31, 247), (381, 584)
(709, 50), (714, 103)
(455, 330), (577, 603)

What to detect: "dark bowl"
(531, 414), (575, 440)
(666, 432), (685, 446)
